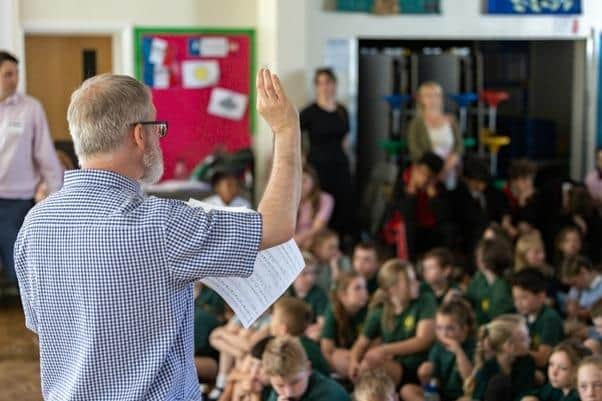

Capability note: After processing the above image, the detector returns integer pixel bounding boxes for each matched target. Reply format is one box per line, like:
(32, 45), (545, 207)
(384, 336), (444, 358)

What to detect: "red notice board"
(134, 28), (255, 180)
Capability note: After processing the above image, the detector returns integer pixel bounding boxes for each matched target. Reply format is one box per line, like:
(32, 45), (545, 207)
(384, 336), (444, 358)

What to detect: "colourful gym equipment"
(448, 92), (478, 134)
(480, 90), (511, 175)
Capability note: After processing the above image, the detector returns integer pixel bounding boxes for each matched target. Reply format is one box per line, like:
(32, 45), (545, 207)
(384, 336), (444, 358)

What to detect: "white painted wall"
(20, 0), (257, 27)
(0, 0), (20, 52)
(254, 0), (307, 199)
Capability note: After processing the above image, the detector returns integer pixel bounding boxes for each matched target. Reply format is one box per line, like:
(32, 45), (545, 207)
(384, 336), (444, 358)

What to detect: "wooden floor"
(0, 301), (42, 401)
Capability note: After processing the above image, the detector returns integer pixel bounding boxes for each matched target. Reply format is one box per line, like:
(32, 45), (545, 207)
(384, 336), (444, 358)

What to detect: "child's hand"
(348, 359), (361, 381)
(440, 337), (461, 354)
(407, 174), (419, 195)
(426, 181), (437, 198)
(305, 323), (321, 341)
(329, 251), (342, 278)
(443, 288), (462, 304)
(417, 362), (434, 385)
(364, 346), (386, 364)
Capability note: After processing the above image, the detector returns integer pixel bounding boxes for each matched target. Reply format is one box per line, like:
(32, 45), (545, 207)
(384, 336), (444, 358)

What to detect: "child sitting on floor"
(320, 271), (369, 378)
(521, 340), (591, 401)
(400, 298), (476, 401)
(511, 268), (565, 369)
(349, 259), (437, 386)
(288, 252), (329, 341)
(576, 356), (602, 401)
(262, 336), (350, 401)
(270, 296), (330, 376)
(466, 238), (515, 325)
(353, 369), (399, 401)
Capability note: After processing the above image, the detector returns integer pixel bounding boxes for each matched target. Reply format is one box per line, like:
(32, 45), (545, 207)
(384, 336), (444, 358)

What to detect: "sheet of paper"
(188, 37), (229, 57)
(207, 87), (248, 120)
(149, 38), (168, 65)
(182, 60), (220, 89)
(188, 198), (304, 328)
(200, 37), (229, 57)
(153, 66), (170, 89)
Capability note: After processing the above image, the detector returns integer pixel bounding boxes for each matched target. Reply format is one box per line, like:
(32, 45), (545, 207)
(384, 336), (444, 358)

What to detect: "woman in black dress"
(300, 68), (355, 243)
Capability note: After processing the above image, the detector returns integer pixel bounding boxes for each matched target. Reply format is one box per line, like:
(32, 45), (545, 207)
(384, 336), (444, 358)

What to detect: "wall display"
(485, 0), (581, 15)
(335, 0), (440, 14)
(134, 28), (255, 180)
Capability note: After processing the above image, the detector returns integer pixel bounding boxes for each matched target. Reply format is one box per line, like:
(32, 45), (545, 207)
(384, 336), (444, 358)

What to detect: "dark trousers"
(0, 198), (34, 285)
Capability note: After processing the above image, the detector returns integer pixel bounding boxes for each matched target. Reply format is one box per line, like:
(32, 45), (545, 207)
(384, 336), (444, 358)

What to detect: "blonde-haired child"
(349, 259), (436, 386)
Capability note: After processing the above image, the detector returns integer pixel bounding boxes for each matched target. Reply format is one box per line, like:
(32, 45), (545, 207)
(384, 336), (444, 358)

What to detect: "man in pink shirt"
(0, 51), (63, 293)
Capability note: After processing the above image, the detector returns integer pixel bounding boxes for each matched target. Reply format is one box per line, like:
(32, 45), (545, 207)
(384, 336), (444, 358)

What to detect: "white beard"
(140, 142), (164, 185)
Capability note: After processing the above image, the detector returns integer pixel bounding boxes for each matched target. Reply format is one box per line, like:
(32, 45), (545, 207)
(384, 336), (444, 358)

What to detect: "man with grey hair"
(14, 69), (301, 401)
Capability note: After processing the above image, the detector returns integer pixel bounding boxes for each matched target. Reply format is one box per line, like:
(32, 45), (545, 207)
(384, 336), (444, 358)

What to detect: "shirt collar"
(0, 92), (21, 106)
(526, 313), (537, 324)
(63, 169), (144, 197)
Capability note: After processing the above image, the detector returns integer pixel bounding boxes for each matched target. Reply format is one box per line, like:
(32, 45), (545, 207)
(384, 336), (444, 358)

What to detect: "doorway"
(24, 35), (113, 142)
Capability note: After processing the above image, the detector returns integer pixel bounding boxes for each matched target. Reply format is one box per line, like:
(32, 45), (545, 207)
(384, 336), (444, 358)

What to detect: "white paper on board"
(207, 88), (248, 121)
(153, 66), (170, 89)
(182, 60), (220, 89)
(187, 198), (304, 328)
(149, 38), (168, 65)
(200, 37), (229, 57)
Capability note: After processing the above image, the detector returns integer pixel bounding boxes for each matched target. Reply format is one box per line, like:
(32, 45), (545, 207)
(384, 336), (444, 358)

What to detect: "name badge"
(5, 120), (25, 135)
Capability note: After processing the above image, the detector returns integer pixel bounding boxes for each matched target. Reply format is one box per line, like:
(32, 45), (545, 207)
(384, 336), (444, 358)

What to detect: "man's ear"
(132, 124), (146, 151)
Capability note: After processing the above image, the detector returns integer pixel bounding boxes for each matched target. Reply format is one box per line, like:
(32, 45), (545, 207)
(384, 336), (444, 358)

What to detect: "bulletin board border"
(133, 26), (256, 135)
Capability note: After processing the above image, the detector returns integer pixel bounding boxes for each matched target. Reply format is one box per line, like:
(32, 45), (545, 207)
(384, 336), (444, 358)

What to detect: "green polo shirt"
(528, 384), (579, 401)
(266, 371), (350, 401)
(425, 282), (459, 305)
(363, 290), (437, 372)
(289, 285), (329, 320)
(428, 338), (476, 401)
(193, 306), (221, 359)
(299, 336), (330, 376)
(527, 305), (564, 350)
(321, 305), (367, 348)
(466, 271), (514, 325)
(473, 355), (536, 401)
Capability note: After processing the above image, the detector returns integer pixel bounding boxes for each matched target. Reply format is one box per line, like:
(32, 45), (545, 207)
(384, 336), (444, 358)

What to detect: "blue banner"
(486, 0), (581, 15)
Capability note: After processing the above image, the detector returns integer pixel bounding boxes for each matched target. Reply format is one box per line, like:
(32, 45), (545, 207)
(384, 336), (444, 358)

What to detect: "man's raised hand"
(256, 68), (299, 135)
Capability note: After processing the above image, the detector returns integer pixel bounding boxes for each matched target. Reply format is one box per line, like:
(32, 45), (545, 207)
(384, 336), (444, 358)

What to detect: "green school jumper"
(266, 371), (350, 401)
(363, 290), (437, 373)
(321, 304), (367, 348)
(466, 271), (514, 325)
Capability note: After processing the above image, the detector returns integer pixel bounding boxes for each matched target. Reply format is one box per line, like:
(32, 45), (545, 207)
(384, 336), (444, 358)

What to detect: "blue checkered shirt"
(14, 169), (262, 401)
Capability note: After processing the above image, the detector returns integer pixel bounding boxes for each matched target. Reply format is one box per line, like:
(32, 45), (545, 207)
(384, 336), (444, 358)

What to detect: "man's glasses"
(131, 120), (168, 138)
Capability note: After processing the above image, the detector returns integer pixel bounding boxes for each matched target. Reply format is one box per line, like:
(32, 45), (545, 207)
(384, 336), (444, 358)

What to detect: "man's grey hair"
(67, 74), (151, 161)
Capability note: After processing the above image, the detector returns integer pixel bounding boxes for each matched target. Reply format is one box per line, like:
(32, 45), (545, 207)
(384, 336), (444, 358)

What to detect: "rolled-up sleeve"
(14, 226), (38, 333)
(165, 201), (263, 283)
